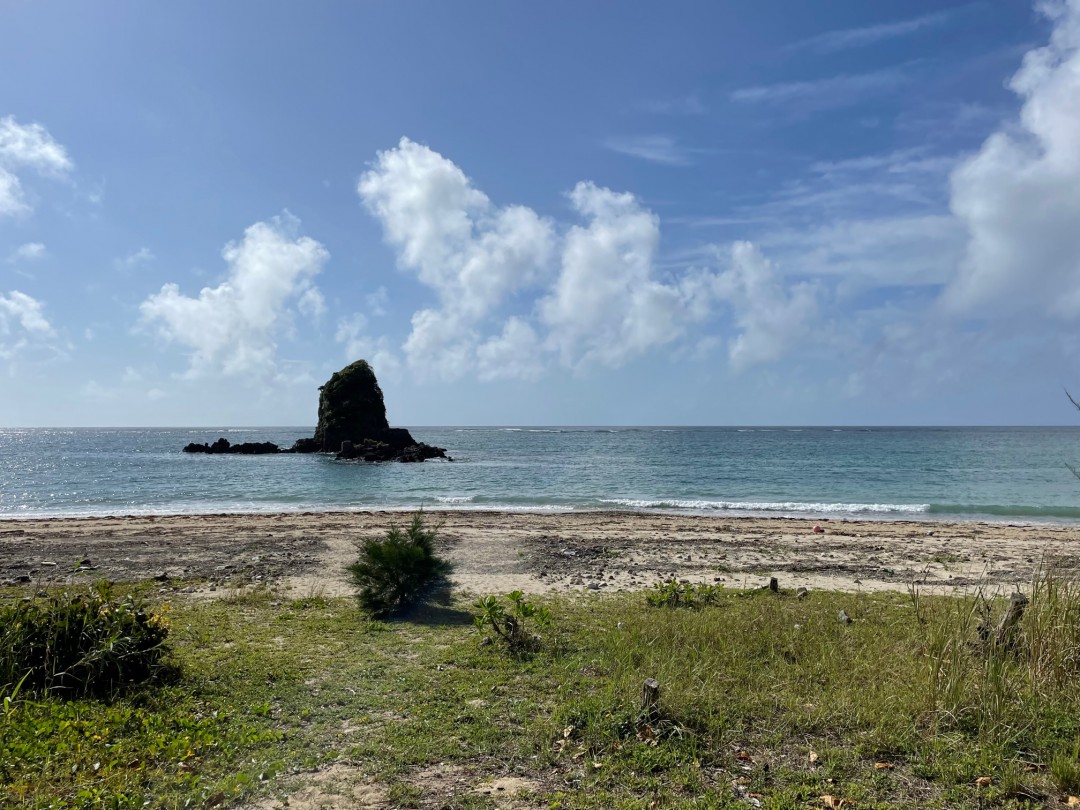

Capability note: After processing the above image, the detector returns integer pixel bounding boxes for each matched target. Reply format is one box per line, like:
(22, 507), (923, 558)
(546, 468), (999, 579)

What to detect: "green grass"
(3, 577), (1080, 808)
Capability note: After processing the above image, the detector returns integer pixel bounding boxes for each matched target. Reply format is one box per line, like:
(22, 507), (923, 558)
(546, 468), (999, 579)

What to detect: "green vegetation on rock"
(312, 359), (389, 452)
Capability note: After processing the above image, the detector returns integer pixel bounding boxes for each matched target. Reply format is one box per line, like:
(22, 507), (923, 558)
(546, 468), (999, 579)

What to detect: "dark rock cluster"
(182, 438), (282, 455)
(182, 359), (447, 463)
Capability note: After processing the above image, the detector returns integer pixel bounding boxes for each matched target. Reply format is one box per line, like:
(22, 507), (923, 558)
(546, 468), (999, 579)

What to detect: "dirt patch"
(243, 763), (388, 809)
(473, 775), (545, 807)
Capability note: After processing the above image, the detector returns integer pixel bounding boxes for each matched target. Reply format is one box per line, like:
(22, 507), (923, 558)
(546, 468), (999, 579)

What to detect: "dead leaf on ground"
(975, 776), (992, 787)
(1067, 796), (1080, 806)
(808, 751), (819, 764)
(636, 724), (658, 746)
(873, 762), (894, 770)
(820, 795), (853, 809)
(736, 750), (752, 762)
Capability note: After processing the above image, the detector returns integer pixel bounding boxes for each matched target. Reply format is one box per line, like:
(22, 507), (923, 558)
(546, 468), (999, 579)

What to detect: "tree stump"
(993, 592), (1029, 651)
(641, 678), (660, 721)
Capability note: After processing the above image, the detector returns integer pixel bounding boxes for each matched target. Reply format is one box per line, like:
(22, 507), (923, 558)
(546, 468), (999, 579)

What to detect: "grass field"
(3, 576), (1080, 809)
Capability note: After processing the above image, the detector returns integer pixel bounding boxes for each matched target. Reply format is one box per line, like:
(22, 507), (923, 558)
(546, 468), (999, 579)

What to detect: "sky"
(1, 0), (1079, 426)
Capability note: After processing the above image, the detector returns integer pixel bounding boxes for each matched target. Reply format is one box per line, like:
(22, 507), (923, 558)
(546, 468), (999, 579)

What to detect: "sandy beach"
(3, 510), (1079, 598)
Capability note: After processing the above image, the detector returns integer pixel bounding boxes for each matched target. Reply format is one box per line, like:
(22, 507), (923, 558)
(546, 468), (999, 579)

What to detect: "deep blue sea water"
(2, 427), (1080, 522)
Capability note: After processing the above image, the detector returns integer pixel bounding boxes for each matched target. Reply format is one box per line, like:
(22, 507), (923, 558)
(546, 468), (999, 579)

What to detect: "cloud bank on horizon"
(1, 0), (1079, 425)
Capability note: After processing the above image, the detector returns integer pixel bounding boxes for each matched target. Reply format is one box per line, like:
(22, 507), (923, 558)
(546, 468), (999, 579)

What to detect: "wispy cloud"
(8, 242), (47, 262)
(602, 135), (698, 166)
(636, 95), (707, 115)
(810, 148), (959, 177)
(114, 247), (155, 272)
(731, 67), (911, 110)
(788, 6), (973, 53)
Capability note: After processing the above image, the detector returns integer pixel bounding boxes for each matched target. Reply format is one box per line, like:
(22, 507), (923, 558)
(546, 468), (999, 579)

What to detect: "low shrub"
(646, 578), (722, 608)
(474, 590), (551, 652)
(0, 581), (170, 697)
(347, 512), (452, 617)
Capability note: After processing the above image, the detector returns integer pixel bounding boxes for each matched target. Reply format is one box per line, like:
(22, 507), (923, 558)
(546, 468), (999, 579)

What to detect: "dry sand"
(3, 510), (1080, 598)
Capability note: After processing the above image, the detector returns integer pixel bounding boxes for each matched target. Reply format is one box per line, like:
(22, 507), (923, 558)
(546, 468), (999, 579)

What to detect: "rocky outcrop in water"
(183, 438), (282, 455)
(182, 360), (447, 462)
(290, 360), (447, 462)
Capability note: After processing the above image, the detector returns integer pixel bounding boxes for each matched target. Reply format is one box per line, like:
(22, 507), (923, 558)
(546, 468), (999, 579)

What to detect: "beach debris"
(587, 582), (601, 590)
(926, 530), (935, 537)
(813, 525), (824, 534)
(768, 577), (779, 593)
(838, 609), (853, 625)
(41, 561), (57, 567)
(559, 548), (576, 557)
(797, 587), (809, 599)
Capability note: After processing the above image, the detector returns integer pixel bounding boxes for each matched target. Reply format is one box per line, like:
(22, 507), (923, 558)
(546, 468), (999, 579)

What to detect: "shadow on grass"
(393, 580), (475, 627)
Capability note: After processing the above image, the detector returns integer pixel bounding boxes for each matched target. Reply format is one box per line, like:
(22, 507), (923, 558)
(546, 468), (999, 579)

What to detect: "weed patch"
(0, 581), (170, 697)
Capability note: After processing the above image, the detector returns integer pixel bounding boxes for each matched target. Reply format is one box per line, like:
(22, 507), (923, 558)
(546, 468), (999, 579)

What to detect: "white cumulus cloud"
(0, 116), (72, 217)
(711, 242), (820, 369)
(358, 138), (555, 379)
(945, 0), (1080, 318)
(358, 138), (823, 379)
(0, 289), (56, 361)
(477, 317), (544, 381)
(359, 137), (555, 321)
(139, 214), (328, 378)
(541, 182), (689, 369)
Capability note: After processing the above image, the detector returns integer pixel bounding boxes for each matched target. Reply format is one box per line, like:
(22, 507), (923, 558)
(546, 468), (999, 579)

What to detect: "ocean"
(1, 426), (1079, 522)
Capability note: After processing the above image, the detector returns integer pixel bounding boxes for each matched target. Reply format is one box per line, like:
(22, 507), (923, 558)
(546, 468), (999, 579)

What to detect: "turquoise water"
(1, 427), (1080, 522)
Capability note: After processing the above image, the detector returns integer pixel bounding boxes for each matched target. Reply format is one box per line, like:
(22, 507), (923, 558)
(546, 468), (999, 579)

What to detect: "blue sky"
(1, 0), (1078, 426)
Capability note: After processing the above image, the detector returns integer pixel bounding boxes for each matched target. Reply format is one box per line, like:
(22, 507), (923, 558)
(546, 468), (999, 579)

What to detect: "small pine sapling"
(347, 512), (452, 618)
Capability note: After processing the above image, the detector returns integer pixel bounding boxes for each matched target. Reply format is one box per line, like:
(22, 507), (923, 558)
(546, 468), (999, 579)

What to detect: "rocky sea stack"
(291, 360), (446, 462)
(183, 360), (447, 463)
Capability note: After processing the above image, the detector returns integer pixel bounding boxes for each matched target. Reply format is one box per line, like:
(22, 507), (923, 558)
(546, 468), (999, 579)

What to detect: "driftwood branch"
(992, 592), (1029, 651)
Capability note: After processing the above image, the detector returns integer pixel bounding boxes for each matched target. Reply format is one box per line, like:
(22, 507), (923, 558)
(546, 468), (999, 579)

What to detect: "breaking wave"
(599, 498), (931, 515)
